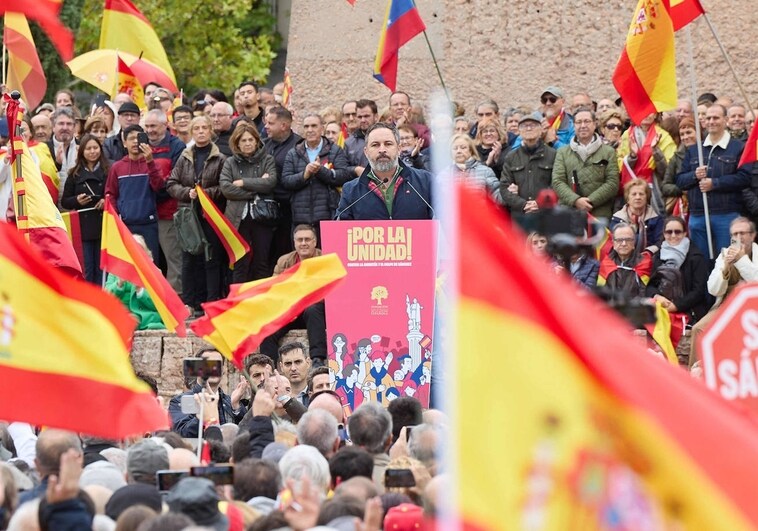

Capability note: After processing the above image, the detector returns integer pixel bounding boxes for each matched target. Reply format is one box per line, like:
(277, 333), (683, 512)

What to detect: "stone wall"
(285, 0), (758, 120)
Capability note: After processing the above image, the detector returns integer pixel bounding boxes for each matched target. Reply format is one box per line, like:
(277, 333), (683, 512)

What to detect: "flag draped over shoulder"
(612, 0), (677, 125)
(0, 221), (168, 438)
(100, 0), (177, 88)
(191, 254), (347, 368)
(373, 0), (426, 92)
(194, 185), (249, 267)
(100, 200), (189, 335)
(0, 0), (73, 60)
(3, 13), (46, 110)
(739, 117), (758, 167)
(6, 96), (82, 277)
(670, 0), (705, 30)
(114, 56), (145, 109)
(454, 185), (758, 529)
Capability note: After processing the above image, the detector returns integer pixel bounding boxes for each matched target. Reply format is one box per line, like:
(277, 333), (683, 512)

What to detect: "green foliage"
(76, 0), (277, 96)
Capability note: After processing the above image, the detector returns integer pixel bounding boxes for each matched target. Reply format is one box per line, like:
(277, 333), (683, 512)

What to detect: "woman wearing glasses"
(598, 109), (626, 149)
(645, 216), (709, 322)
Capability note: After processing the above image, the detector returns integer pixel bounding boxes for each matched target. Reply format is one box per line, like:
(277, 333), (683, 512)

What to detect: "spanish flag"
(454, 185), (758, 529)
(373, 0), (426, 92)
(190, 254), (346, 367)
(3, 13), (46, 111)
(281, 68), (293, 108)
(100, 0), (177, 88)
(195, 185), (249, 268)
(114, 56), (145, 109)
(100, 200), (189, 335)
(670, 0), (705, 30)
(6, 96), (82, 277)
(60, 210), (85, 270)
(612, 0), (677, 125)
(28, 141), (60, 204)
(0, 0), (73, 60)
(336, 122), (348, 149)
(739, 116), (758, 167)
(0, 221), (168, 438)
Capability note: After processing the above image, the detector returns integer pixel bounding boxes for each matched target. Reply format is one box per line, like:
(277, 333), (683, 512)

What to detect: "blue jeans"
(689, 212), (739, 259)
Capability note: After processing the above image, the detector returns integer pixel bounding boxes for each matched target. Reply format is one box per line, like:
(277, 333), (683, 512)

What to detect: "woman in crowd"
(60, 134), (108, 284)
(54, 89), (75, 108)
(598, 108), (626, 149)
(503, 108), (524, 135)
(324, 121), (342, 144)
(474, 117), (509, 178)
(454, 117), (470, 135)
(661, 117), (698, 216)
(610, 178), (664, 251)
(220, 121), (278, 282)
(167, 115), (228, 312)
(397, 125), (428, 170)
(83, 115), (110, 144)
(646, 216), (709, 323)
(451, 133), (501, 204)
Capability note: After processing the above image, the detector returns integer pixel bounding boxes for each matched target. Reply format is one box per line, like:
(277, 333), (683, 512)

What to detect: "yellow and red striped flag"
(0, 221), (168, 438)
(190, 254), (346, 367)
(281, 68), (293, 108)
(612, 0), (677, 125)
(453, 184), (758, 529)
(3, 13), (46, 111)
(5, 95), (82, 277)
(336, 122), (348, 149)
(100, 199), (189, 335)
(670, 0), (705, 30)
(28, 141), (60, 204)
(114, 56), (145, 109)
(100, 0), (176, 88)
(0, 0), (73, 60)
(195, 185), (249, 268)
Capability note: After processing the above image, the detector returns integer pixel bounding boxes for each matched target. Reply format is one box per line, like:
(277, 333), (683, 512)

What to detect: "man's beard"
(370, 155), (398, 173)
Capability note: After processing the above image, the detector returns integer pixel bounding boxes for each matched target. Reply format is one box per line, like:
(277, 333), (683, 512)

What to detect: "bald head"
(308, 392), (344, 424)
(31, 114), (52, 142)
(333, 476), (379, 502)
(169, 447), (200, 470)
(35, 429), (81, 477)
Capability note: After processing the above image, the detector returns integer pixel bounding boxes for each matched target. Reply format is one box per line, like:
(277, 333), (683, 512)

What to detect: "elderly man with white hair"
(347, 401), (393, 489)
(296, 409), (340, 458)
(278, 445), (331, 496)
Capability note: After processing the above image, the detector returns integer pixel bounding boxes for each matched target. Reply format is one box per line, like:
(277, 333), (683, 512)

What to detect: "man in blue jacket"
(337, 123), (433, 220)
(676, 104), (749, 256)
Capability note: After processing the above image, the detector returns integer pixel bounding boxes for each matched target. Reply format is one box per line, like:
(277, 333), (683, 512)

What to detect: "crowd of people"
(1, 77), (757, 528)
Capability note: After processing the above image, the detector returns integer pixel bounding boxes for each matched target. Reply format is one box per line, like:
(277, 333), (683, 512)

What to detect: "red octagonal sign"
(701, 283), (758, 407)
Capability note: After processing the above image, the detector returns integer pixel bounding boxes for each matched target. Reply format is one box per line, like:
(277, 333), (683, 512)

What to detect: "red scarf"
(621, 125), (657, 189)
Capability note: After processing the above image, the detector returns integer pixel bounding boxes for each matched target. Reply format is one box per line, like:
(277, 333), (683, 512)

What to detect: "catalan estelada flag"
(612, 0), (677, 125)
(3, 13), (46, 111)
(100, 199), (189, 335)
(100, 0), (177, 88)
(191, 254), (346, 367)
(0, 0), (73, 60)
(281, 68), (293, 108)
(114, 56), (145, 109)
(0, 221), (168, 438)
(453, 184), (758, 529)
(670, 0), (705, 30)
(739, 116), (758, 167)
(195, 185), (249, 268)
(373, 0), (426, 92)
(5, 95), (82, 277)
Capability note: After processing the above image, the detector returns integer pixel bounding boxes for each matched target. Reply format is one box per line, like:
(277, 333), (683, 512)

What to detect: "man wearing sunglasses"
(539, 86), (575, 149)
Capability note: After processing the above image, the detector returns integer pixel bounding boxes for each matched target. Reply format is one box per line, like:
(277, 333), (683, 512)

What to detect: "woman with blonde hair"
(451, 133), (501, 204)
(597, 108), (626, 149)
(474, 117), (509, 177)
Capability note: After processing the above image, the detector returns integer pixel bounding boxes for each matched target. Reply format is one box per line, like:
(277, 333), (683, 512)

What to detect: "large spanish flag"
(0, 0), (73, 60)
(454, 185), (758, 529)
(6, 97), (82, 277)
(114, 56), (145, 109)
(0, 221), (168, 438)
(101, 200), (189, 335)
(100, 0), (177, 89)
(195, 185), (249, 268)
(191, 254), (346, 367)
(3, 13), (46, 111)
(373, 0), (426, 92)
(612, 0), (677, 125)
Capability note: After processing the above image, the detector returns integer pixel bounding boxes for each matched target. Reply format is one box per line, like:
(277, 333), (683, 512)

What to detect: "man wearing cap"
(539, 86), (574, 149)
(104, 101), (142, 162)
(167, 477), (229, 530)
(500, 111), (557, 213)
(126, 439), (169, 486)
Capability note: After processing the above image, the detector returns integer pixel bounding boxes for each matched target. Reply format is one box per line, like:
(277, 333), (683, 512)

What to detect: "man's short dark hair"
(245, 353), (275, 373)
(238, 80), (259, 92)
(573, 106), (595, 121)
(355, 99), (378, 115)
(293, 224), (316, 239)
(279, 342), (307, 359)
(171, 105), (193, 119)
(698, 92), (718, 105)
(267, 105), (292, 122)
(387, 397), (423, 443)
(347, 402), (392, 455)
(122, 124), (144, 139)
(316, 496), (365, 525)
(233, 458), (282, 501)
(208, 439), (231, 464)
(35, 430), (82, 476)
(307, 366), (330, 392)
(365, 122), (399, 144)
(390, 91), (411, 105)
(329, 446), (374, 484)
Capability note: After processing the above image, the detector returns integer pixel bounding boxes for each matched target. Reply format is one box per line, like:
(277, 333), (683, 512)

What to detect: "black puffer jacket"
(281, 136), (353, 223)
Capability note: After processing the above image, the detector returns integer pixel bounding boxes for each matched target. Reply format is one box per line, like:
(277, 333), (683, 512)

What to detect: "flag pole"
(701, 13), (753, 111)
(686, 27), (714, 260)
(2, 43), (6, 87)
(411, 0), (448, 97)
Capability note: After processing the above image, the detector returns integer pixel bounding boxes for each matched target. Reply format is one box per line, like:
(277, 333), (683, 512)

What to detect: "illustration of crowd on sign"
(329, 294), (433, 412)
